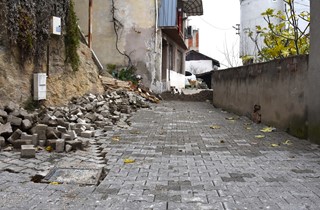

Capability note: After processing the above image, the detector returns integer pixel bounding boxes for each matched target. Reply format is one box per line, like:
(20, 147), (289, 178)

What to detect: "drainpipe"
(88, 0), (93, 48)
(155, 0), (159, 51)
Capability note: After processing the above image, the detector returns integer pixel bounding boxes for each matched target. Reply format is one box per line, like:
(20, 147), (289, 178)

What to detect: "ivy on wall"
(65, 0), (80, 71)
(4, 0), (79, 71)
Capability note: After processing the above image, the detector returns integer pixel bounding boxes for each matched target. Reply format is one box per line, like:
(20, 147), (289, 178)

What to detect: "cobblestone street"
(1, 101), (320, 210)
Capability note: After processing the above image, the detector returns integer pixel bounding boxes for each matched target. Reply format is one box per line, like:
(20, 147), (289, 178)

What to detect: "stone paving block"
(56, 125), (67, 134)
(66, 140), (83, 150)
(21, 119), (32, 130)
(0, 136), (5, 147)
(0, 122), (13, 135)
(7, 115), (22, 127)
(33, 124), (48, 140)
(81, 131), (93, 138)
(61, 133), (71, 140)
(56, 139), (65, 153)
(67, 130), (77, 140)
(7, 129), (23, 143)
(13, 140), (33, 149)
(32, 134), (38, 146)
(21, 145), (35, 158)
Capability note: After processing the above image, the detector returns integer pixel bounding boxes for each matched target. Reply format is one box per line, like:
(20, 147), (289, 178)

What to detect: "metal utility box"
(33, 73), (47, 100)
(51, 16), (61, 35)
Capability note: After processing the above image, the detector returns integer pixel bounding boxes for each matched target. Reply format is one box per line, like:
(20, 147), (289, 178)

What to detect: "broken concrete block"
(56, 139), (65, 153)
(81, 131), (93, 138)
(7, 129), (23, 143)
(7, 115), (22, 127)
(22, 119), (32, 130)
(0, 136), (5, 147)
(21, 145), (35, 158)
(0, 122), (12, 135)
(65, 144), (72, 153)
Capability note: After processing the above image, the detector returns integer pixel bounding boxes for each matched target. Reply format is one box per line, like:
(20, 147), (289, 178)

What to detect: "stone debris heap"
(0, 90), (150, 155)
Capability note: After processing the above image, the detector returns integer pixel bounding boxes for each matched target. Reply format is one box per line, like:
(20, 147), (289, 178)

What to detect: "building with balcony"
(75, 0), (203, 92)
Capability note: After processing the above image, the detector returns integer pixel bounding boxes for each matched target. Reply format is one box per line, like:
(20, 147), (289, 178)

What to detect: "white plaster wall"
(170, 70), (185, 89)
(186, 60), (213, 74)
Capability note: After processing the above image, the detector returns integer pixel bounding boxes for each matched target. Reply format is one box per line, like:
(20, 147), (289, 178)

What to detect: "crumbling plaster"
(75, 0), (163, 92)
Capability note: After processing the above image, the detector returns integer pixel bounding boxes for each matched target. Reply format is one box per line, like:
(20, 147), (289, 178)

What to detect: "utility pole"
(88, 0), (93, 48)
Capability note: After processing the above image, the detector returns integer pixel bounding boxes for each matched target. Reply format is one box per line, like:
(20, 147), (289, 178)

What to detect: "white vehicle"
(185, 71), (196, 86)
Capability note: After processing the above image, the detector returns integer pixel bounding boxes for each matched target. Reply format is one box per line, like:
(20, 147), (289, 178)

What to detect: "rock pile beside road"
(0, 90), (150, 154)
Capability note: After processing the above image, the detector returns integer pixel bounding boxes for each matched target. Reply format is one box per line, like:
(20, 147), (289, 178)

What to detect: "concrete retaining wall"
(212, 55), (308, 138)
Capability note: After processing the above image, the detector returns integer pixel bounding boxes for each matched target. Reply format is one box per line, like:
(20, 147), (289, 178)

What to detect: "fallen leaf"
(210, 125), (221, 129)
(255, 135), (265, 139)
(244, 122), (252, 126)
(124, 159), (135, 164)
(283, 140), (292, 145)
(130, 130), (140, 135)
(112, 136), (120, 141)
(260, 127), (276, 133)
(220, 140), (225, 143)
(226, 117), (235, 120)
(245, 127), (252, 130)
(45, 146), (53, 152)
(271, 143), (280, 147)
(49, 182), (59, 185)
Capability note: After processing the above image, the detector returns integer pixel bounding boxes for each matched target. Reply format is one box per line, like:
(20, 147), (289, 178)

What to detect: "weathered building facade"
(74, 0), (203, 93)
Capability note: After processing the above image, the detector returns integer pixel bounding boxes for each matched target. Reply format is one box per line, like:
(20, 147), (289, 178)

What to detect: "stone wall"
(212, 55), (308, 139)
(0, 1), (104, 107)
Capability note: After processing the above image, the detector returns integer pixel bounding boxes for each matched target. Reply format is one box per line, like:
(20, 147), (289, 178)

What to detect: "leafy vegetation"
(245, 0), (310, 63)
(65, 0), (80, 71)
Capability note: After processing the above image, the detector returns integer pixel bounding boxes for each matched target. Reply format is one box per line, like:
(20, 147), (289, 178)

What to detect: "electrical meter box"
(51, 16), (61, 35)
(33, 73), (47, 100)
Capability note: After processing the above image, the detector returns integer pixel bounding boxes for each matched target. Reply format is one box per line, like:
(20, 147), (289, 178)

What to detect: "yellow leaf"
(271, 143), (280, 147)
(255, 135), (265, 139)
(260, 127), (275, 133)
(112, 136), (120, 141)
(210, 125), (221, 129)
(124, 159), (135, 164)
(283, 140), (292, 145)
(45, 146), (53, 152)
(49, 182), (59, 185)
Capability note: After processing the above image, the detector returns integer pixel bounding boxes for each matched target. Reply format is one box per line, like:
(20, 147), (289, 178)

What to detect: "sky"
(189, 0), (241, 69)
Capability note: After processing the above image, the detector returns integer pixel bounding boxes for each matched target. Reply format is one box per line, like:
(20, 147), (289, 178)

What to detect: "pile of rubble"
(0, 90), (151, 156)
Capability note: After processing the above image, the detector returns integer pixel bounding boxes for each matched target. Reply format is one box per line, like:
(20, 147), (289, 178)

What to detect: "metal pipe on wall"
(88, 0), (93, 48)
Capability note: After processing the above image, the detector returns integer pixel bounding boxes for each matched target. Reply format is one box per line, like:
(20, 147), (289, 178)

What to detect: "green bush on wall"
(65, 0), (80, 71)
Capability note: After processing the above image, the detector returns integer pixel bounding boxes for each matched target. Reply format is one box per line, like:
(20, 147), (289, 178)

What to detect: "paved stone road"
(1, 101), (320, 209)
